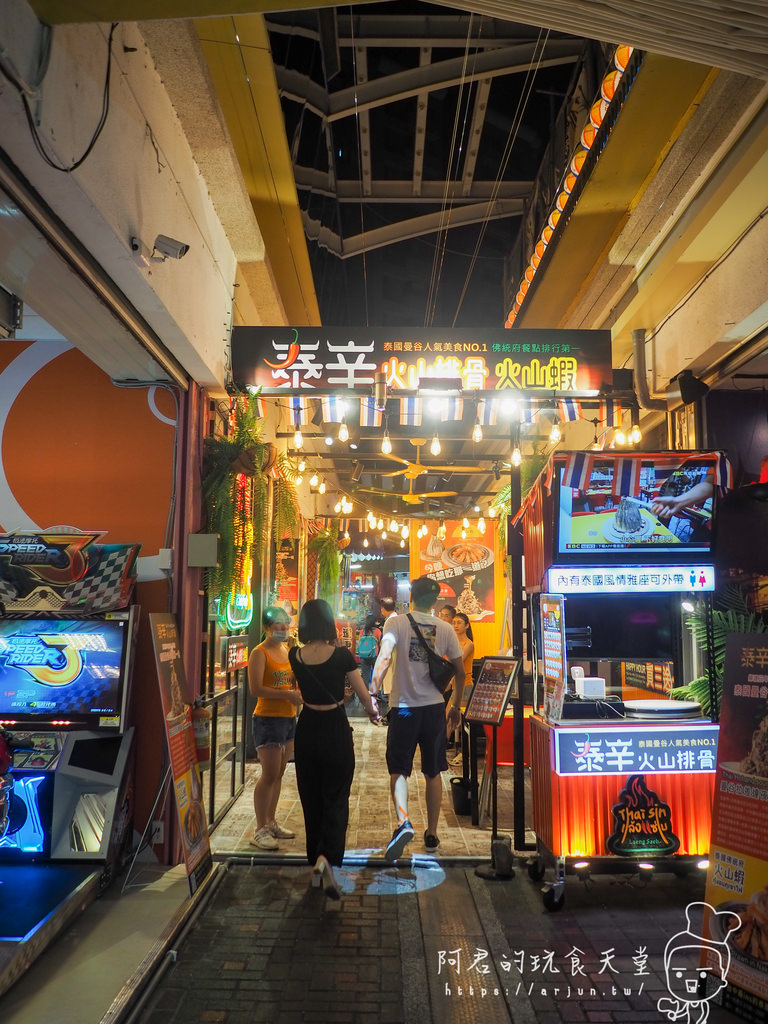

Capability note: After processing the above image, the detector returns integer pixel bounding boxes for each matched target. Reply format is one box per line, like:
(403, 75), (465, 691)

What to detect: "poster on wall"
(703, 633), (768, 1019)
(149, 613), (212, 896)
(417, 520), (497, 622)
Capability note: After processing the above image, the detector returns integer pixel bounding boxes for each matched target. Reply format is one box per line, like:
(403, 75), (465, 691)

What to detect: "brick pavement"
(135, 858), (745, 1024)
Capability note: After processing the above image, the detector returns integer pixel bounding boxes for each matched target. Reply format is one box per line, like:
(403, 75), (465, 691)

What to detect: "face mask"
(271, 629), (288, 642)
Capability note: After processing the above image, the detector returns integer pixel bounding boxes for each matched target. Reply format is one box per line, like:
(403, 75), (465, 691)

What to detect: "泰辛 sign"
(231, 326), (612, 394)
(553, 723), (719, 776)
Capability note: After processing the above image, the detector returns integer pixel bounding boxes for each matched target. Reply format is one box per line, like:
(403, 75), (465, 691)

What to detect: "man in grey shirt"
(371, 576), (465, 860)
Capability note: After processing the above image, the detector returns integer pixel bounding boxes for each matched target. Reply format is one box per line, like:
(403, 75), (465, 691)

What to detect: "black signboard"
(464, 657), (521, 726)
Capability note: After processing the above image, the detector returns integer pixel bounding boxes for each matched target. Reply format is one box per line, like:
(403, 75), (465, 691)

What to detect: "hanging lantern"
(542, 225), (553, 244)
(547, 209), (561, 231)
(614, 45), (633, 72)
(570, 147), (587, 175)
(516, 289), (526, 306)
(601, 69), (622, 104)
(589, 98), (608, 129)
(580, 123), (596, 150)
(506, 313), (516, 327)
(564, 171), (577, 193)
(535, 238), (547, 260)
(555, 191), (569, 212)
(524, 264), (535, 283)
(530, 252), (540, 270)
(520, 279), (529, 295)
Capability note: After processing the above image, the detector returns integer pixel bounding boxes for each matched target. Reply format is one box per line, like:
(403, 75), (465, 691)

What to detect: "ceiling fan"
(379, 438), (484, 480)
(358, 476), (458, 506)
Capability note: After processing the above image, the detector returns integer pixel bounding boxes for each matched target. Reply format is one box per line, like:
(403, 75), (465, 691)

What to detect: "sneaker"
(424, 832), (440, 851)
(250, 826), (279, 850)
(385, 818), (414, 862)
(269, 820), (295, 839)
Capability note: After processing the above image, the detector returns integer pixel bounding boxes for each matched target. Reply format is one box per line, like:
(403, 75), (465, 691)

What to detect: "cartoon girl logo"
(657, 902), (742, 1023)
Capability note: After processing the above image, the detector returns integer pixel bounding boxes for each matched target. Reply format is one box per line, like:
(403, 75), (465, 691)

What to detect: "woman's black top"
(288, 645), (357, 705)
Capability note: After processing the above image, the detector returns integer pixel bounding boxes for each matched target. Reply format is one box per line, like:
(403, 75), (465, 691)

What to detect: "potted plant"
(202, 392), (274, 602)
(671, 585), (767, 717)
(307, 523), (341, 606)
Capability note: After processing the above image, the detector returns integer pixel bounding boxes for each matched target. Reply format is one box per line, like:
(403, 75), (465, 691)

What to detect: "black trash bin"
(450, 776), (471, 816)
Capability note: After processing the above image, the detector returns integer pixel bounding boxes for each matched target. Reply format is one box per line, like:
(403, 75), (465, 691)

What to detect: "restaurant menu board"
(541, 594), (567, 722)
(703, 633), (768, 1019)
(150, 613), (212, 897)
(464, 657), (521, 726)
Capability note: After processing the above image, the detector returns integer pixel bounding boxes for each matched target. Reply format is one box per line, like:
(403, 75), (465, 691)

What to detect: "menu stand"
(466, 657), (522, 881)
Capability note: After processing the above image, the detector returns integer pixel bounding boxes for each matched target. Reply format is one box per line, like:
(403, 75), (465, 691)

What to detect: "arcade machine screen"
(554, 455), (716, 564)
(0, 617), (130, 727)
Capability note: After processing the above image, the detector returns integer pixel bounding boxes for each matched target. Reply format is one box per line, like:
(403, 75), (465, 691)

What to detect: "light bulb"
(549, 422), (561, 443)
(401, 525), (409, 538)
(309, 473), (319, 487)
(511, 446), (522, 467)
(382, 530), (387, 539)
(472, 420), (483, 443)
(377, 519), (384, 530)
(462, 517), (470, 529)
(390, 518), (398, 531)
(488, 505), (497, 517)
(630, 424), (642, 444)
(461, 529), (467, 538)
(319, 480), (326, 494)
(298, 459), (306, 472)
(430, 433), (441, 456)
(363, 538), (369, 548)
(325, 435), (333, 446)
(400, 539), (406, 548)
(338, 420), (349, 443)
(615, 428), (627, 445)
(477, 516), (486, 534)
(296, 475), (303, 485)
(334, 501), (341, 513)
(381, 432), (392, 455)
(344, 530), (350, 540)
(437, 520), (447, 540)
(293, 429), (303, 448)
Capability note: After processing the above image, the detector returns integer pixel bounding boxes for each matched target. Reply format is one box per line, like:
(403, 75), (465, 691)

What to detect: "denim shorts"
(252, 714), (297, 749)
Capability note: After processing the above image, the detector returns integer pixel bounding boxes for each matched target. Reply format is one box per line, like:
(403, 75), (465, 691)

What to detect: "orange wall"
(0, 340), (180, 853)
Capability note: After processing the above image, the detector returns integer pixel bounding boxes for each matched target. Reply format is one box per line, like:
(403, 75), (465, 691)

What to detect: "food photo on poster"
(418, 520), (496, 621)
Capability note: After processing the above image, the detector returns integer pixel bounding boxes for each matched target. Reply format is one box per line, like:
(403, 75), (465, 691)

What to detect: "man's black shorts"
(385, 703), (448, 778)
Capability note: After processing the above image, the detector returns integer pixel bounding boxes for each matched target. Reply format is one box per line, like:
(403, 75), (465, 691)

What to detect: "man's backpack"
(357, 632), (378, 660)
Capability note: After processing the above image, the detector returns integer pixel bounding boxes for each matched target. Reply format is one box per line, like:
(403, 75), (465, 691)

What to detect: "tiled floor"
(210, 715), (527, 862)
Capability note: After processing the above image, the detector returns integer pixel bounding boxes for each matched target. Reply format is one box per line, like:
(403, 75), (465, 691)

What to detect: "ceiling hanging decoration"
(505, 45), (635, 328)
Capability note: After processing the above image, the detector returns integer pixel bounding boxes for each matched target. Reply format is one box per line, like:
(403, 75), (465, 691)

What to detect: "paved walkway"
(134, 858), (743, 1024)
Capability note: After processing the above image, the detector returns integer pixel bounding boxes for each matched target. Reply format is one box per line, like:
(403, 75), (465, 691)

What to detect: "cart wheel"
(543, 886), (565, 912)
(527, 859), (545, 881)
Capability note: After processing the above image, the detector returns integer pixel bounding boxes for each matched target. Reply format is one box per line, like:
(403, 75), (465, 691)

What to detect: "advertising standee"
(149, 613), (212, 896)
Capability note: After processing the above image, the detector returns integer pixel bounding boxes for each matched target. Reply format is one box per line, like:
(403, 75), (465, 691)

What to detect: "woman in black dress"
(289, 599), (381, 897)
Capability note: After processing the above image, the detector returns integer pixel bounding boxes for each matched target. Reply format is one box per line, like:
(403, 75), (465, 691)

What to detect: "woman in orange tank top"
(248, 606), (302, 850)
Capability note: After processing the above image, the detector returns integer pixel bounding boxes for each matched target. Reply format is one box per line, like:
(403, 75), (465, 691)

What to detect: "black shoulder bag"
(407, 614), (456, 694)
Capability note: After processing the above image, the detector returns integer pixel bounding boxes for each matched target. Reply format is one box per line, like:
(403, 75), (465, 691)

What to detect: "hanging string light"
(462, 517), (470, 529)
(630, 421), (642, 444)
(390, 518), (399, 532)
(401, 524), (409, 539)
(511, 445), (522, 467)
(472, 417), (483, 443)
(477, 515), (486, 534)
(549, 420), (561, 443)
(319, 480), (326, 494)
(437, 519), (447, 540)
(298, 459), (306, 472)
(430, 432), (441, 456)
(381, 430), (392, 455)
(309, 473), (319, 488)
(338, 419), (349, 443)
(293, 428), (303, 448)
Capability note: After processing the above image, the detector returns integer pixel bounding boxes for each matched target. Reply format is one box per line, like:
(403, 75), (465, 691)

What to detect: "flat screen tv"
(553, 454), (716, 565)
(0, 612), (133, 728)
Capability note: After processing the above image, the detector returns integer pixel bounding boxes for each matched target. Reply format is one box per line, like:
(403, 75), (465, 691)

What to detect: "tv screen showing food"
(0, 617), (130, 724)
(554, 454), (716, 564)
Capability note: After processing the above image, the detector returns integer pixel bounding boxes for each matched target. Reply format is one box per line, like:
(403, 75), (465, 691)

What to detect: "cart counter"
(530, 714), (718, 858)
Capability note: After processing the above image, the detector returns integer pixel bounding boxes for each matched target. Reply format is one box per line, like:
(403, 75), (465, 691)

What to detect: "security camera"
(153, 234), (190, 260)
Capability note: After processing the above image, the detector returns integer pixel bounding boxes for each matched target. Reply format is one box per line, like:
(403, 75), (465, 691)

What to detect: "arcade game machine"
(0, 531), (139, 996)
(517, 452), (729, 909)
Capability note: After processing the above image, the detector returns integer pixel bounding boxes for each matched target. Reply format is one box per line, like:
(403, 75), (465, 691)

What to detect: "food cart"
(518, 451), (730, 909)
